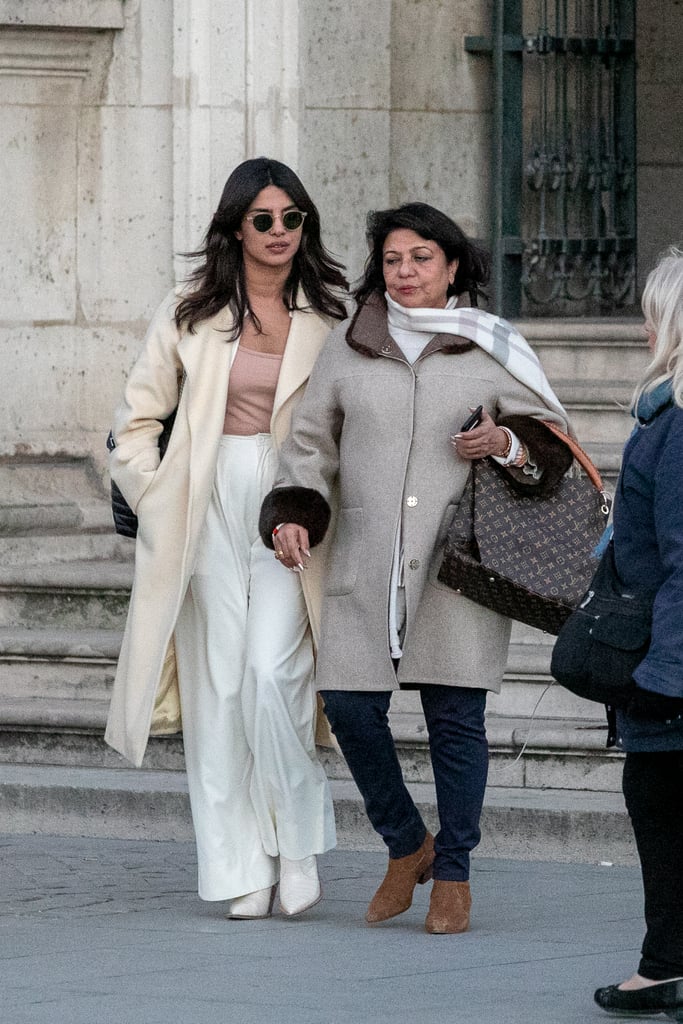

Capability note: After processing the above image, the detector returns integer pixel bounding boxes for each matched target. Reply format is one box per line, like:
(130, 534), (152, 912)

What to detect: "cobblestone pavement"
(0, 834), (645, 1024)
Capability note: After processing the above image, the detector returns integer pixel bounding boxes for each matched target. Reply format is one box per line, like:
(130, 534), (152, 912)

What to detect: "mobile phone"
(459, 405), (483, 432)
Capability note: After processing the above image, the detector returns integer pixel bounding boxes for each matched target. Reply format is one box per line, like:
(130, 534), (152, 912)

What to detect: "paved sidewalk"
(0, 834), (645, 1024)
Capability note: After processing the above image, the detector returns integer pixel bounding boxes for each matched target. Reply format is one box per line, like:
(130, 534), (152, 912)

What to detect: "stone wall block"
(390, 111), (490, 238)
(0, 27), (116, 106)
(637, 3), (683, 87)
(0, 326), (143, 439)
(301, 109), (391, 281)
(391, 0), (491, 111)
(104, 0), (177, 107)
(303, 0), (391, 108)
(208, 109), (247, 210)
(1, 327), (85, 435)
(636, 82), (683, 168)
(139, 0), (173, 106)
(78, 106), (174, 323)
(243, 0), (300, 168)
(0, 105), (78, 323)
(0, 1), (125, 30)
(208, 0), (247, 106)
(638, 167), (683, 288)
(78, 328), (147, 429)
(104, 0), (143, 105)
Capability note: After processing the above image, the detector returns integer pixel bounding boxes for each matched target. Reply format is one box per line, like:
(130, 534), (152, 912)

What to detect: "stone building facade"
(0, 0), (681, 845)
(0, 0), (680, 468)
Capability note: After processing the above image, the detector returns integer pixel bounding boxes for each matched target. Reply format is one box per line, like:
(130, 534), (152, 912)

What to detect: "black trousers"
(622, 750), (683, 979)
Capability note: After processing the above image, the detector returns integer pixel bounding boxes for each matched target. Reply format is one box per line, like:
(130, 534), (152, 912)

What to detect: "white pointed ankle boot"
(227, 884), (277, 920)
(279, 856), (322, 917)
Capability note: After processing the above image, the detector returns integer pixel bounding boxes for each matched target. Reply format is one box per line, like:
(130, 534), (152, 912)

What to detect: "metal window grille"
(466, 0), (636, 317)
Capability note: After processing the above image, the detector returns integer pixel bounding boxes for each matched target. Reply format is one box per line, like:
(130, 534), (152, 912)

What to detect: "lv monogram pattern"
(438, 458), (610, 635)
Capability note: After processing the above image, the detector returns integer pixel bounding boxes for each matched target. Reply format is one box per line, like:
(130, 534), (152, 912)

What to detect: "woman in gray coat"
(260, 203), (572, 934)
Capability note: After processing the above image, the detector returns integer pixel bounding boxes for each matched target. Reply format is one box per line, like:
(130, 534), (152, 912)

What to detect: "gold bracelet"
(499, 428), (513, 459)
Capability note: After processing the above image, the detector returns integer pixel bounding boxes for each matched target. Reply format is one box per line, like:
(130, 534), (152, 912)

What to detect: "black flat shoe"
(594, 979), (683, 1019)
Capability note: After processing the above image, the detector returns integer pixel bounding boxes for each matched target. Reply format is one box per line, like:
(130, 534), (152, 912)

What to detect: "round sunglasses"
(244, 210), (307, 233)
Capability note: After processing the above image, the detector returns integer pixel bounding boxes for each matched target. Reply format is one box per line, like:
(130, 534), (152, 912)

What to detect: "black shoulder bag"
(550, 540), (652, 711)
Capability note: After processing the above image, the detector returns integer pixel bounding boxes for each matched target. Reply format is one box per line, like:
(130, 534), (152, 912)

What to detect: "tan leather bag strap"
(541, 420), (605, 491)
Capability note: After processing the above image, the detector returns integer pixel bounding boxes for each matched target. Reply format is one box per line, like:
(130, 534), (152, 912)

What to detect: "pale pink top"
(223, 345), (283, 435)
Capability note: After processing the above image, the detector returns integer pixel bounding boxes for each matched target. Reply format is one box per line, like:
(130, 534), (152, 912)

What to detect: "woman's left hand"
(272, 522), (311, 573)
(451, 408), (509, 461)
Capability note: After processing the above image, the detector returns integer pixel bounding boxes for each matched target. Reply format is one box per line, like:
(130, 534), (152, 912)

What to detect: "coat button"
(381, 343), (392, 353)
(406, 495), (418, 507)
(408, 558), (420, 570)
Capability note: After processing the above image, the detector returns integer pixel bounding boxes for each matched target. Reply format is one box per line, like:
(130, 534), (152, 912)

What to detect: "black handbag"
(106, 410), (176, 538)
(437, 424), (611, 635)
(550, 540), (651, 709)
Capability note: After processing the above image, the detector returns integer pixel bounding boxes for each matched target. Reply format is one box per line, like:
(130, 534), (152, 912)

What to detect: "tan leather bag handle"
(541, 420), (605, 492)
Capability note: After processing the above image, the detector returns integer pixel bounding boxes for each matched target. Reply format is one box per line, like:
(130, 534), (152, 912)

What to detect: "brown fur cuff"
(259, 487), (331, 549)
(497, 415), (573, 495)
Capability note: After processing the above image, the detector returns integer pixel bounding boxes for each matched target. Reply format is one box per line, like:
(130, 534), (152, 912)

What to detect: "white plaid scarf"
(386, 293), (565, 420)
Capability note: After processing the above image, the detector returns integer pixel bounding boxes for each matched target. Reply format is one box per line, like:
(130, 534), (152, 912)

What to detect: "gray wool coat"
(260, 295), (571, 694)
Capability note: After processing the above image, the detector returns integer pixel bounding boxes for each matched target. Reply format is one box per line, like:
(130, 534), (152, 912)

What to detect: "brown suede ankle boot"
(425, 879), (471, 934)
(365, 832), (435, 923)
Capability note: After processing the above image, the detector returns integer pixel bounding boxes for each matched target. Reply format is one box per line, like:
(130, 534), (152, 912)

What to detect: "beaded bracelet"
(498, 427), (513, 460)
(512, 443), (529, 468)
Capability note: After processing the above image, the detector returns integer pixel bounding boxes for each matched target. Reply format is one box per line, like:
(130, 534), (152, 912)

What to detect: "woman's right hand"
(451, 407), (509, 461)
(273, 523), (311, 572)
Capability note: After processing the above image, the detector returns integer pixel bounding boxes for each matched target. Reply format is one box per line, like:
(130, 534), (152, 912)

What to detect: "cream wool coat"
(104, 290), (334, 767)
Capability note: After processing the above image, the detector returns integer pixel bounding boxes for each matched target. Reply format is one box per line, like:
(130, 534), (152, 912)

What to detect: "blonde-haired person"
(594, 247), (683, 1019)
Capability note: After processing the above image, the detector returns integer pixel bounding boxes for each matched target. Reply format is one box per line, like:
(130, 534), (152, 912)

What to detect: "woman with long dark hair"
(105, 158), (347, 920)
(260, 202), (572, 933)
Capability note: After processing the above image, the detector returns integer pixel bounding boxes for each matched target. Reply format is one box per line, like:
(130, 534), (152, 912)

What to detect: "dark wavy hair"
(175, 157), (348, 336)
(353, 202), (490, 308)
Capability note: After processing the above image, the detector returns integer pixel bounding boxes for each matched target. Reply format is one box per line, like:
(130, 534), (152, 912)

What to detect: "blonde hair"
(633, 246), (683, 412)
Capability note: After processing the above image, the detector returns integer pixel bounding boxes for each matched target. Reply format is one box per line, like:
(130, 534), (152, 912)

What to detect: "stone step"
(0, 621), (600, 726)
(0, 697), (110, 730)
(0, 729), (186, 771)
(0, 450), (133, 565)
(555, 382), (634, 446)
(0, 626), (120, 700)
(0, 618), (589, 700)
(0, 762), (634, 863)
(519, 317), (646, 381)
(0, 530), (132, 568)
(0, 498), (115, 537)
(0, 693), (617, 794)
(0, 561), (132, 630)
(0, 622), (610, 794)
(516, 318), (644, 449)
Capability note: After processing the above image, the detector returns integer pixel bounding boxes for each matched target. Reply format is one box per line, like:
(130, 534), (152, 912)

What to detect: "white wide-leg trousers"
(174, 434), (336, 901)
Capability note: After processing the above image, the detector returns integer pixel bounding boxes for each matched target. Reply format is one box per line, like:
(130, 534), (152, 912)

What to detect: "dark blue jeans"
(321, 686), (488, 881)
